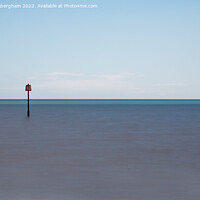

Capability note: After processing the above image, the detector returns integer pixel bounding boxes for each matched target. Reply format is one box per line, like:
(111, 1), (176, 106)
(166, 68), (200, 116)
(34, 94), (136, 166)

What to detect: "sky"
(0, 0), (200, 99)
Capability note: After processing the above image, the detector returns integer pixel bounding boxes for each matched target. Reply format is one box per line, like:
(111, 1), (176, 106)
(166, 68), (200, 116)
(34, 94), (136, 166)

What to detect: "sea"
(0, 99), (200, 200)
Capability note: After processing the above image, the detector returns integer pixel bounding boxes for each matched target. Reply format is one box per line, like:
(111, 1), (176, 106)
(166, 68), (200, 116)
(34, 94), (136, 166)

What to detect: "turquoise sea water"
(0, 99), (200, 104)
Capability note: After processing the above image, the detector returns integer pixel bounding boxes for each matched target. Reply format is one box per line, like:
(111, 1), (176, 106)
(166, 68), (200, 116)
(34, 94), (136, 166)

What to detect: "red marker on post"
(25, 83), (32, 117)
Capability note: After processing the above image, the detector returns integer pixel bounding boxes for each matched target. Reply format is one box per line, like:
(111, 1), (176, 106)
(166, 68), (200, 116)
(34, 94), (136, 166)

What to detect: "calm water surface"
(0, 100), (200, 200)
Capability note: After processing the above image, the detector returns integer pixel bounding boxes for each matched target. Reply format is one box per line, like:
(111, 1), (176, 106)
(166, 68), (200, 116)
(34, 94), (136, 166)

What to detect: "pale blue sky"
(0, 0), (200, 99)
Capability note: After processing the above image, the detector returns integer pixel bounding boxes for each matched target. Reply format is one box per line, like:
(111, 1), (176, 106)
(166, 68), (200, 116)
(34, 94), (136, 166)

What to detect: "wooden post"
(27, 90), (30, 117)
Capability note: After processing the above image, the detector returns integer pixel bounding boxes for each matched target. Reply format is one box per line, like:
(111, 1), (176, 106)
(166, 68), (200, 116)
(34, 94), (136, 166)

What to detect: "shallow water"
(0, 100), (200, 200)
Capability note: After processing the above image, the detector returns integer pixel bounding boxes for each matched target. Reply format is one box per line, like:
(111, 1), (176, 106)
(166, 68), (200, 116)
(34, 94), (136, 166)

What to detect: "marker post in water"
(25, 83), (32, 117)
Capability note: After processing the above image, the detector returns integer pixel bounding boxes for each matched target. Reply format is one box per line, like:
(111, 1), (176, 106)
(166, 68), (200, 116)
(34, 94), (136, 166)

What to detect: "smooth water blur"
(0, 100), (200, 200)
